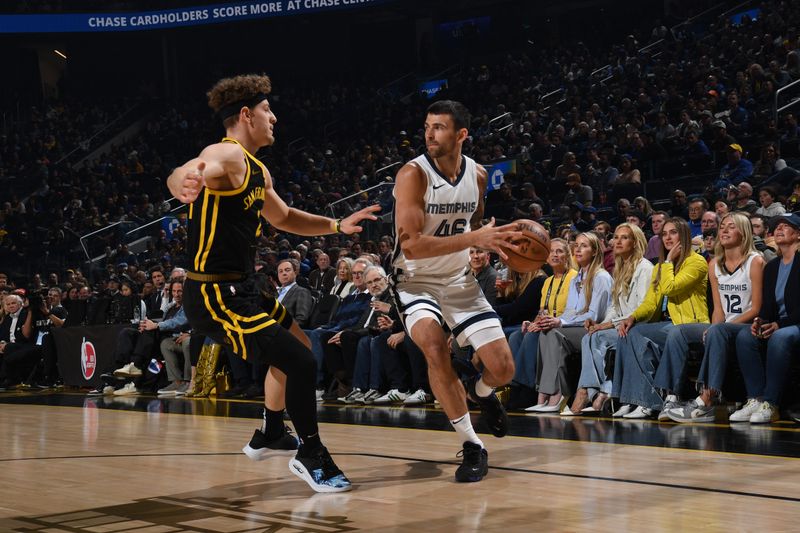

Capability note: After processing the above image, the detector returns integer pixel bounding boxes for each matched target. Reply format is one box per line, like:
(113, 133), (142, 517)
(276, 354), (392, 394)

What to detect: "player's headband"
(218, 93), (269, 121)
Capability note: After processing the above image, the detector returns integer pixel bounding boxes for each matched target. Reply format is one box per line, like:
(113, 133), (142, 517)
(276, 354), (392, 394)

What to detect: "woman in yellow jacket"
(612, 217), (709, 419)
(506, 238), (577, 410)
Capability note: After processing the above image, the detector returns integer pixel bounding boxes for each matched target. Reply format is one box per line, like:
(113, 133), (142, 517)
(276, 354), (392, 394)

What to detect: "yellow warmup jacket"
(539, 269), (577, 317)
(631, 252), (709, 325)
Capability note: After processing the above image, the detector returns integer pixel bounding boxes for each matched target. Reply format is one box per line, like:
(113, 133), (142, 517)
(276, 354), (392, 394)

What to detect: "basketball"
(500, 219), (550, 273)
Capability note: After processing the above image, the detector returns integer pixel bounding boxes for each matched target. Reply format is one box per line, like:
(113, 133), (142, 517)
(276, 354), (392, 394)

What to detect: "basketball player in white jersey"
(392, 100), (522, 482)
(667, 212), (764, 423)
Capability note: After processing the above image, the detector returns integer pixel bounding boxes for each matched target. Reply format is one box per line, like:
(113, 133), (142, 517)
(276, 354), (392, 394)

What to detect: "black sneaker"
(242, 427), (299, 460)
(466, 376), (508, 438)
(455, 441), (488, 482)
(242, 384), (264, 399)
(289, 445), (352, 493)
(221, 384), (249, 399)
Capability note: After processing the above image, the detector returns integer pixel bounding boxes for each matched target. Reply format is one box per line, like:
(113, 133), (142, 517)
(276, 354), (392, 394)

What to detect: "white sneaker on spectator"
(729, 398), (762, 422)
(339, 388), (364, 404)
(612, 404), (634, 418)
(403, 389), (428, 405)
(113, 382), (138, 396)
(157, 382), (181, 396)
(360, 389), (381, 404)
(622, 405), (654, 419)
(113, 363), (142, 378)
(749, 401), (779, 424)
(658, 394), (681, 421)
(315, 389), (325, 402)
(373, 389), (407, 404)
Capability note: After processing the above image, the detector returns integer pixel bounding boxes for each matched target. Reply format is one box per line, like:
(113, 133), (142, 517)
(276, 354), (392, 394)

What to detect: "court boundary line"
(2, 399), (800, 463)
(1, 449), (797, 504)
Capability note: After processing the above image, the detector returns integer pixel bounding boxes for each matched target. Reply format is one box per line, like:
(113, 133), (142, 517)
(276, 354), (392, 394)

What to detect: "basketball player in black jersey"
(167, 74), (379, 493)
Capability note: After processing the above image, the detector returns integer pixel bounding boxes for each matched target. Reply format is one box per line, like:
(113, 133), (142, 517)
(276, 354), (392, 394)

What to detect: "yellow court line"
(4, 399), (800, 463)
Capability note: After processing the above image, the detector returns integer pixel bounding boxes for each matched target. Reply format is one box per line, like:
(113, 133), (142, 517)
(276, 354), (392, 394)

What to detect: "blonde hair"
(611, 223), (648, 308)
(714, 212), (755, 263)
(654, 217), (693, 288)
(336, 257), (354, 282)
(550, 238), (576, 271)
(575, 232), (606, 313)
(502, 269), (541, 300)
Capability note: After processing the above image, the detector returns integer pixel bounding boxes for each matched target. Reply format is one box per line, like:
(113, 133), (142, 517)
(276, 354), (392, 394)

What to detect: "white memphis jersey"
(392, 153), (479, 279)
(715, 252), (757, 322)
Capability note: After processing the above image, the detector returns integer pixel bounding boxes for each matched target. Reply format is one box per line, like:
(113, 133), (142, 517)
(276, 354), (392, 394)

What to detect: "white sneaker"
(749, 401), (779, 424)
(360, 389), (381, 404)
(373, 389), (407, 404)
(403, 389), (428, 405)
(622, 405), (654, 419)
(113, 363), (142, 377)
(338, 388), (364, 404)
(612, 404), (634, 418)
(729, 398), (762, 422)
(658, 394), (680, 421)
(113, 382), (138, 396)
(315, 389), (324, 402)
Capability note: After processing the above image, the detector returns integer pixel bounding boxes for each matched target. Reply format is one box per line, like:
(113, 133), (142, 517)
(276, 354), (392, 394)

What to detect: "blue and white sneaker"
(289, 445), (352, 493)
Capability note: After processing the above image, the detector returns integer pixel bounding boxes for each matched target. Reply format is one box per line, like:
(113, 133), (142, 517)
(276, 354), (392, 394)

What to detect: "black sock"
(262, 408), (285, 440)
(298, 434), (322, 456)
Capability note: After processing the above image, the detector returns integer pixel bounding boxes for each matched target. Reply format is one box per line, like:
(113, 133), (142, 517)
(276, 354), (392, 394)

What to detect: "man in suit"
(277, 259), (314, 328)
(322, 265), (392, 397)
(0, 293), (36, 389)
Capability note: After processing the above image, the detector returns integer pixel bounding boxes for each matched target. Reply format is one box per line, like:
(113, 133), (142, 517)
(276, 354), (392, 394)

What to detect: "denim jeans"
(304, 327), (337, 386)
(698, 322), (749, 392)
(612, 321), (673, 410)
(653, 323), (708, 394)
(509, 329), (539, 389)
(578, 328), (619, 397)
(351, 332), (385, 391)
(736, 324), (800, 404)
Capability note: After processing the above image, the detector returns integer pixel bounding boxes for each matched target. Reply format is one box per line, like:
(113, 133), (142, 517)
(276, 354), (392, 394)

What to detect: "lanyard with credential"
(543, 273), (568, 315)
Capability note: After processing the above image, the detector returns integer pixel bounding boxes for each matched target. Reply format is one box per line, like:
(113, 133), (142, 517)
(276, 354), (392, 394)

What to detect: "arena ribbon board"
(0, 0), (393, 33)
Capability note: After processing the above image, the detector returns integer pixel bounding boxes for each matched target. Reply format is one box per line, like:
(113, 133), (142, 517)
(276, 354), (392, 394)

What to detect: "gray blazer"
(281, 284), (314, 328)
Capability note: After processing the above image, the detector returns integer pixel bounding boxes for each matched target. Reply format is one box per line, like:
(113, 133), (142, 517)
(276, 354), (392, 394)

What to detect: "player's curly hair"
(206, 74), (272, 117)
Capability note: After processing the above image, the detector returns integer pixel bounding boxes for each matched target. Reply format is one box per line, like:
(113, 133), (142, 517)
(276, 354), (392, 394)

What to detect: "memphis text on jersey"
(426, 201), (477, 214)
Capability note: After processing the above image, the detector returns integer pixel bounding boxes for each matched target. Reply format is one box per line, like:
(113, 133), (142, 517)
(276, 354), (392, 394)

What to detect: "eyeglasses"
(352, 271), (365, 277)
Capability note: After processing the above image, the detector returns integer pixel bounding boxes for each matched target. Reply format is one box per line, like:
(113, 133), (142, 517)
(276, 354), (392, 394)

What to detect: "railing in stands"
(488, 112), (511, 132)
(55, 102), (144, 167)
(671, 4), (721, 39)
(774, 78), (800, 123)
(78, 197), (186, 262)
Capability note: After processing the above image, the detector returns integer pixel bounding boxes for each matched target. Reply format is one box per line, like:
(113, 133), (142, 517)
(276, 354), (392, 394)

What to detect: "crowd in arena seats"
(3, 1), (800, 424)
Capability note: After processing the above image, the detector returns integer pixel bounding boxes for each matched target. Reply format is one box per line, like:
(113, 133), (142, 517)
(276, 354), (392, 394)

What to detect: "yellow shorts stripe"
(200, 283), (238, 353)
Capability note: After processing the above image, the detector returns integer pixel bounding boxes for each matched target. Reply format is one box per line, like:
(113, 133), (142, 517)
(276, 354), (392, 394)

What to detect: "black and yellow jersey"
(187, 137), (266, 274)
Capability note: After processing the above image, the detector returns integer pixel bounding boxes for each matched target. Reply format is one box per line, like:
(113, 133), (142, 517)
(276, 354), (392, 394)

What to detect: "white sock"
(694, 396), (706, 407)
(450, 414), (484, 448)
(474, 376), (494, 398)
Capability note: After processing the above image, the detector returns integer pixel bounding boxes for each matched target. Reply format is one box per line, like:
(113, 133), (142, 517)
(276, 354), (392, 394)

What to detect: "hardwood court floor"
(1, 392), (800, 532)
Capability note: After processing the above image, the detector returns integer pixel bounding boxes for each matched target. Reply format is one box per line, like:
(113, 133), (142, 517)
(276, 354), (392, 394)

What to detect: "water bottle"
(133, 305), (141, 324)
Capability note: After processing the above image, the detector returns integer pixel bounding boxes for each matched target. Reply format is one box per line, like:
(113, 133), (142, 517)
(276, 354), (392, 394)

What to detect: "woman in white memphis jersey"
(666, 212), (764, 423)
(392, 100), (522, 483)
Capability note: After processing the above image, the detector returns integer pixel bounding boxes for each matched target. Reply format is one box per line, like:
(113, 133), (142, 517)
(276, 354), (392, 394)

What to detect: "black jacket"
(759, 251), (800, 328)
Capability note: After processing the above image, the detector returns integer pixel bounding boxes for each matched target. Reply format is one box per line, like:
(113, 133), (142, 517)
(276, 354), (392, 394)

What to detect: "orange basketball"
(500, 219), (550, 273)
